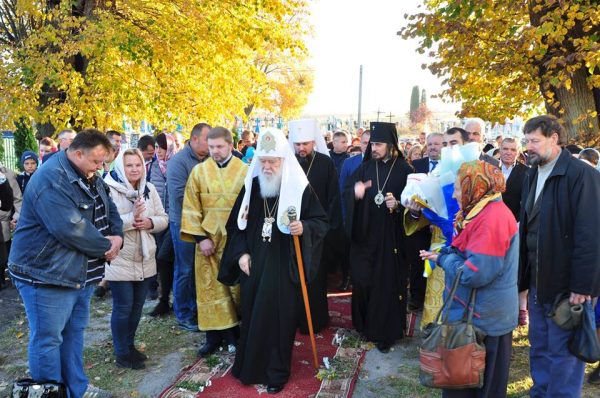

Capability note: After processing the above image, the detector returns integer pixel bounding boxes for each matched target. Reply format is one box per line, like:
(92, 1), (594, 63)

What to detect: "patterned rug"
(159, 295), (366, 398)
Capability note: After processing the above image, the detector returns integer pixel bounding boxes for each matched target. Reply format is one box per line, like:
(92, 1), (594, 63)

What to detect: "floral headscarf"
(454, 160), (506, 235)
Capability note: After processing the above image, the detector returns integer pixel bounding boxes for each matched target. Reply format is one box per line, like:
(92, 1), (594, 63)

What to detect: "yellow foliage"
(398, 0), (600, 134)
(0, 0), (312, 131)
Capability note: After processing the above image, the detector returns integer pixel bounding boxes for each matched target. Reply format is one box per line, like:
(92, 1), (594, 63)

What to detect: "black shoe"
(149, 301), (171, 317)
(589, 365), (600, 384)
(267, 384), (284, 394)
(130, 346), (148, 361)
(197, 342), (220, 358)
(376, 342), (391, 354)
(94, 285), (108, 298)
(115, 353), (145, 370)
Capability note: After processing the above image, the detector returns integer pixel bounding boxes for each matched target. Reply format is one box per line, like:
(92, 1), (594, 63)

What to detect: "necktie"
(430, 160), (438, 172)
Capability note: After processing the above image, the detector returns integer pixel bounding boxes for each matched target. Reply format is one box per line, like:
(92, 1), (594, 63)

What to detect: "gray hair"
(463, 118), (485, 133)
(426, 132), (444, 141)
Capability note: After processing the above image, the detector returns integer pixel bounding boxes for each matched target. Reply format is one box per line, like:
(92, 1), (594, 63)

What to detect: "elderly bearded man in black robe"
(344, 122), (412, 353)
(218, 128), (328, 394)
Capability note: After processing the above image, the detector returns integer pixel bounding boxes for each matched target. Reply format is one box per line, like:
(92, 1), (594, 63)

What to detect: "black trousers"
(406, 230), (430, 305)
(205, 326), (239, 346)
(155, 228), (174, 303)
(442, 331), (513, 398)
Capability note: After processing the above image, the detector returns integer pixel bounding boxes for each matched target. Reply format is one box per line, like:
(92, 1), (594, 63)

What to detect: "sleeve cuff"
(194, 235), (208, 243)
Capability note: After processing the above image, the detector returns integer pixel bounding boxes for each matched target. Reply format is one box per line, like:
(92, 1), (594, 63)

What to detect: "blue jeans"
(109, 279), (150, 356)
(528, 287), (585, 397)
(15, 280), (95, 398)
(170, 222), (197, 324)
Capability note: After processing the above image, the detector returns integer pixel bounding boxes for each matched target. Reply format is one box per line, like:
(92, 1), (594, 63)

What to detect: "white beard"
(258, 171), (282, 198)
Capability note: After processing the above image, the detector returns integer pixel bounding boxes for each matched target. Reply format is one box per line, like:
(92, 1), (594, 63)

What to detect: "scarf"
(158, 134), (178, 175)
(453, 160), (506, 236)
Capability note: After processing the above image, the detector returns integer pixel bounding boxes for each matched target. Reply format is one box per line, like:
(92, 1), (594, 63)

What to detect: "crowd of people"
(0, 114), (599, 398)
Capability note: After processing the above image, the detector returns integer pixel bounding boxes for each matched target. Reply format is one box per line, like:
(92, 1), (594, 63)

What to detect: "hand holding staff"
(288, 206), (319, 370)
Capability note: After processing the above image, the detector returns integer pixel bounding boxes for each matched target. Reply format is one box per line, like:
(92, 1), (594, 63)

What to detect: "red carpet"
(159, 295), (365, 398)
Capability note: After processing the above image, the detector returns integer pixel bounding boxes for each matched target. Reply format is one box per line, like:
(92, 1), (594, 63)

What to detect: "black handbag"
(568, 300), (600, 363)
(12, 379), (66, 398)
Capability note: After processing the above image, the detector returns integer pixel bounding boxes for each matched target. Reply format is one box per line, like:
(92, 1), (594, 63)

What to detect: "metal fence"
(0, 131), (143, 172)
(1, 131), (18, 171)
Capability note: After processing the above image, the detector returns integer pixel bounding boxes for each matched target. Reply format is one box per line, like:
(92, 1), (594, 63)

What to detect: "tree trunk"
(35, 1), (99, 137)
(529, 2), (600, 146)
(244, 103), (254, 118)
(550, 67), (600, 145)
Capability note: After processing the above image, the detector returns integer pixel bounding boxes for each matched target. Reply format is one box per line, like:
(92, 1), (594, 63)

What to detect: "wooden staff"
(288, 207), (319, 370)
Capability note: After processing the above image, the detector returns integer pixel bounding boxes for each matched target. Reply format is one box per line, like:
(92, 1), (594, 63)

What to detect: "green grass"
(84, 314), (197, 397)
(0, 297), (200, 398)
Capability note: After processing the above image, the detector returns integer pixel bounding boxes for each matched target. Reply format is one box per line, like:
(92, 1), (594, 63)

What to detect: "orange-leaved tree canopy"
(399, 0), (600, 145)
(0, 0), (312, 137)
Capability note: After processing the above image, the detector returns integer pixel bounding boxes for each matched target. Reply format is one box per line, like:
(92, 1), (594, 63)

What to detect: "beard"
(527, 147), (552, 166)
(258, 169), (282, 198)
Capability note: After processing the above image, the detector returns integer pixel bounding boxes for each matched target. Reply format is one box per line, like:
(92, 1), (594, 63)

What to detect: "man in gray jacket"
(166, 122), (211, 331)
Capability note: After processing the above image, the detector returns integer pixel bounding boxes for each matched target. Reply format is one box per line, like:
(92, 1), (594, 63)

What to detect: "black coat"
(518, 148), (600, 303)
(501, 162), (528, 220)
(411, 157), (436, 174)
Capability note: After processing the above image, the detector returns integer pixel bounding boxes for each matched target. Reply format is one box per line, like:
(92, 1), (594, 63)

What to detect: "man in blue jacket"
(519, 115), (600, 398)
(339, 130), (370, 218)
(9, 129), (123, 398)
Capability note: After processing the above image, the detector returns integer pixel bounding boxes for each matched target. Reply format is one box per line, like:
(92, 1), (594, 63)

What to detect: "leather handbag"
(12, 379), (66, 398)
(419, 268), (486, 389)
(568, 300), (600, 363)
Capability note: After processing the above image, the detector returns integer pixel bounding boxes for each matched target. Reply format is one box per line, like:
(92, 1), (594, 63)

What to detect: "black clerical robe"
(344, 156), (412, 345)
(296, 151), (342, 333)
(218, 178), (328, 386)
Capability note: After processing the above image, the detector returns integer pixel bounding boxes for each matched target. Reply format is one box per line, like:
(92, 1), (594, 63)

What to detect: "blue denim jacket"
(8, 150), (123, 288)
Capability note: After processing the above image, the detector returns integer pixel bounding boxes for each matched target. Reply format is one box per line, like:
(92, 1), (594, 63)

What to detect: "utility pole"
(376, 109), (385, 121)
(387, 112), (395, 123)
(357, 65), (363, 129)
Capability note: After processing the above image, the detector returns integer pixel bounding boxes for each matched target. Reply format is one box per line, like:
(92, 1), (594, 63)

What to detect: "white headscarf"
(237, 128), (308, 234)
(107, 149), (147, 200)
(288, 119), (330, 156)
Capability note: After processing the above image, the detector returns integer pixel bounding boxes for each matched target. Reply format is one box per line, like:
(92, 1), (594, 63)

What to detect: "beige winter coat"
(103, 152), (168, 282)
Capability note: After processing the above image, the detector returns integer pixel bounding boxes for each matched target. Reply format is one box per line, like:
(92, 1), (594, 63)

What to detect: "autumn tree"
(242, 9), (313, 120)
(399, 0), (600, 144)
(0, 0), (312, 137)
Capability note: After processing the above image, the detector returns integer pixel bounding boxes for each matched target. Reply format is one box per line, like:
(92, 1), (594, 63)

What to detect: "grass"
(83, 311), (198, 397)
(0, 296), (199, 398)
